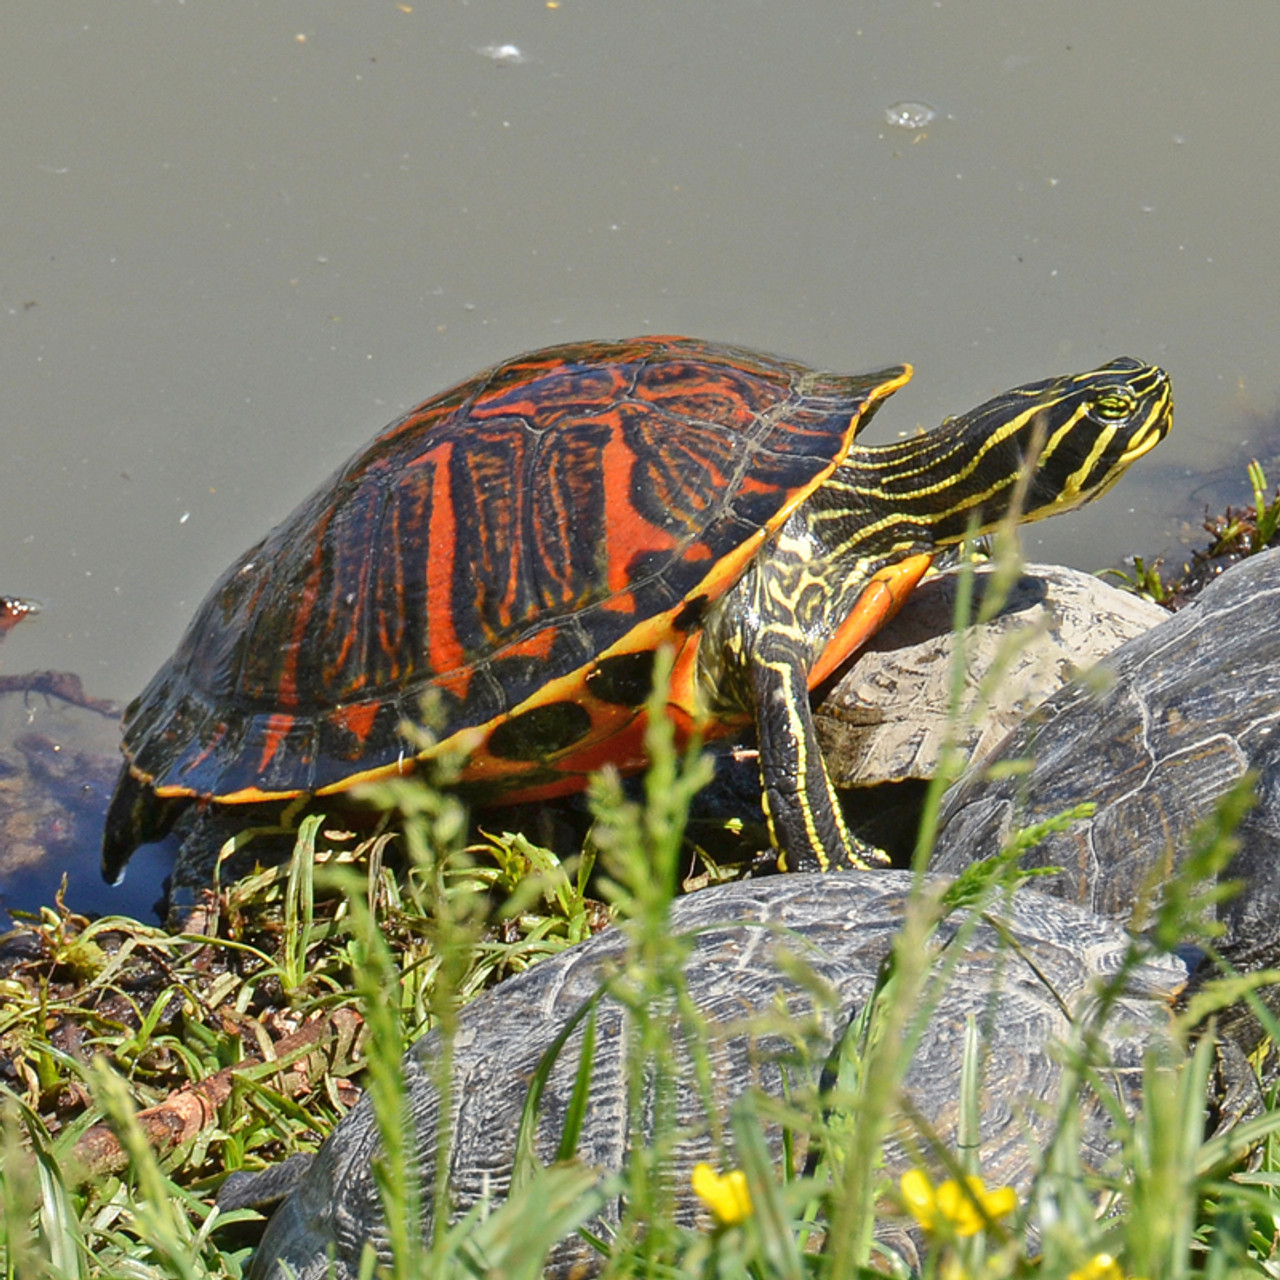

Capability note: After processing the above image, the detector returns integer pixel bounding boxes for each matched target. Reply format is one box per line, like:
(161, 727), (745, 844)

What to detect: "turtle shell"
(244, 872), (1187, 1279)
(929, 547), (1280, 1040)
(119, 338), (914, 811)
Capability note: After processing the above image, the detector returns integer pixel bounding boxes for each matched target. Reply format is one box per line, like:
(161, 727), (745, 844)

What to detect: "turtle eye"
(1090, 387), (1138, 423)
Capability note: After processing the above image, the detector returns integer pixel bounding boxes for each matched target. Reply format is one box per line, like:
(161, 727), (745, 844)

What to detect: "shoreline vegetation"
(2, 466), (1279, 1279)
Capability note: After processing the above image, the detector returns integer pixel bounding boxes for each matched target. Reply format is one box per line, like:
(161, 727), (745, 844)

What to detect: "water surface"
(4, 0), (1279, 917)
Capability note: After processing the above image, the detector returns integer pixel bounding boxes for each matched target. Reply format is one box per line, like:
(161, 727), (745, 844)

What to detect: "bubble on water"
(884, 101), (936, 129)
(478, 43), (528, 65)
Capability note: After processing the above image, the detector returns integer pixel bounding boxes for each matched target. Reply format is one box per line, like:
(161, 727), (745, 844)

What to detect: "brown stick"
(72, 1007), (364, 1182)
(0, 670), (119, 717)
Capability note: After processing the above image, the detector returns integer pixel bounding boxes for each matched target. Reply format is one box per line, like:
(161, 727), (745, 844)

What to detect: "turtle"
(0, 596), (40, 638)
(101, 338), (1172, 883)
(238, 871), (1190, 1280)
(929, 546), (1280, 1044)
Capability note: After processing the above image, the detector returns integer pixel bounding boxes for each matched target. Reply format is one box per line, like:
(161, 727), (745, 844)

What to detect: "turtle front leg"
(748, 631), (888, 873)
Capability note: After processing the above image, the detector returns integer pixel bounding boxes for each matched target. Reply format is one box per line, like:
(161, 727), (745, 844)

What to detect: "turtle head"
(1011, 356), (1173, 520)
(835, 358), (1171, 549)
(868, 357), (1173, 544)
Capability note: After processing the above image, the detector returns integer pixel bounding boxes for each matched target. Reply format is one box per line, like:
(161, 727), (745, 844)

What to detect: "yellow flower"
(691, 1162), (753, 1225)
(899, 1169), (1018, 1237)
(1069, 1255), (1124, 1280)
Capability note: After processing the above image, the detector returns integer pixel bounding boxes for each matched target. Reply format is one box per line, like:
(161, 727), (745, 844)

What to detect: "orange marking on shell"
(432, 664), (474, 704)
(490, 627), (736, 803)
(256, 713), (300, 775)
(494, 675), (716, 805)
(808, 552), (934, 689)
(274, 524), (329, 710)
(310, 724), (487, 799)
(505, 718), (651, 801)
(489, 768), (601, 805)
(599, 421), (679, 596)
(446, 611), (711, 797)
(499, 627), (558, 661)
(599, 591), (637, 614)
(333, 701), (380, 745)
(451, 745), (543, 790)
(214, 782), (300, 803)
(458, 435), (529, 633)
(424, 440), (468, 674)
(735, 473), (782, 497)
(326, 524), (375, 689)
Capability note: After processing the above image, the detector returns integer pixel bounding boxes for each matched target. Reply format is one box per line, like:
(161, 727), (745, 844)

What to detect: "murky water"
(4, 0), (1280, 919)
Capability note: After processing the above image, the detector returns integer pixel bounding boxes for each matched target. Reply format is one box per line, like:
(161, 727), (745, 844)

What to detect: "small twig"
(0, 670), (120, 718)
(72, 1007), (364, 1183)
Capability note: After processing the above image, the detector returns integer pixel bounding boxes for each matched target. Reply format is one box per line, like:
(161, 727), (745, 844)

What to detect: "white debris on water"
(884, 101), (936, 129)
(477, 43), (528, 65)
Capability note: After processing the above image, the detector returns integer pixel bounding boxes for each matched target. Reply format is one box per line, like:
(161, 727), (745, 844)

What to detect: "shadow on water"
(1, 839), (174, 931)
(0, 686), (173, 928)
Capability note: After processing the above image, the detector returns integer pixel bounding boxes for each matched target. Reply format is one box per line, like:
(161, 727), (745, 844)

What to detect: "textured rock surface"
(816, 562), (1165, 788)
